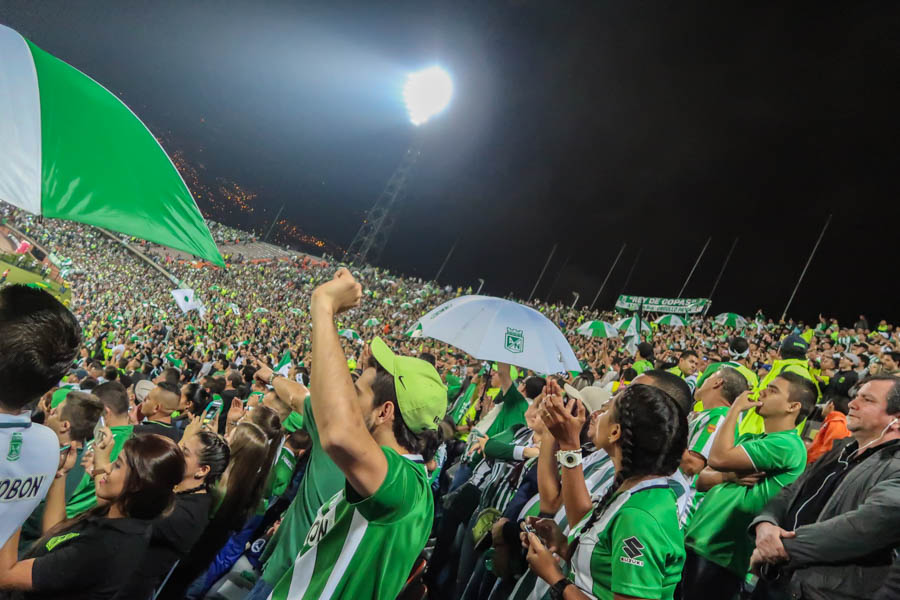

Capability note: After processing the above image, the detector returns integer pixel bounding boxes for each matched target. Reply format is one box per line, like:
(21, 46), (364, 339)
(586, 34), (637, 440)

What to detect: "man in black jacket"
(749, 376), (900, 600)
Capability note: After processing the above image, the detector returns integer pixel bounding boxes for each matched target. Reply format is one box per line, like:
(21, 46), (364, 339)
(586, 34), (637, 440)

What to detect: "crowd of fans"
(1, 203), (899, 600)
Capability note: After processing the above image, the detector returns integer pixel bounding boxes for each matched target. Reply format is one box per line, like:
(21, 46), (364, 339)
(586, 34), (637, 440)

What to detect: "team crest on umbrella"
(504, 327), (524, 353)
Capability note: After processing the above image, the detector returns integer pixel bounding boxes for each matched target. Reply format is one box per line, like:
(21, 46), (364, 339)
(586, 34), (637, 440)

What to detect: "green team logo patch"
(6, 432), (22, 462)
(504, 327), (524, 354)
(620, 536), (645, 566)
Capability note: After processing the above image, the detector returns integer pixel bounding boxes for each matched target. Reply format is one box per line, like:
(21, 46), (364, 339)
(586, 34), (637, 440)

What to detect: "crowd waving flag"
(0, 25), (224, 265)
(171, 288), (206, 317)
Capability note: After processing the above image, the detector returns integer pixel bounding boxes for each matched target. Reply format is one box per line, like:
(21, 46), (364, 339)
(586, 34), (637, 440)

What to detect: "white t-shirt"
(0, 411), (58, 547)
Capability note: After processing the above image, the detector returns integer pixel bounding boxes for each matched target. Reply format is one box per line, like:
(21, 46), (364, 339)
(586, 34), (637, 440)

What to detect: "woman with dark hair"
(0, 433), (184, 599)
(113, 422), (230, 600)
(184, 405), (284, 596)
(523, 382), (688, 600)
(161, 420), (274, 600)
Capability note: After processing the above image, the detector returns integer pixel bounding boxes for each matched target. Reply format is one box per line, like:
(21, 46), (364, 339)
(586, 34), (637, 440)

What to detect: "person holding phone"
(65, 381), (136, 518)
(0, 434), (185, 598)
(522, 383), (688, 600)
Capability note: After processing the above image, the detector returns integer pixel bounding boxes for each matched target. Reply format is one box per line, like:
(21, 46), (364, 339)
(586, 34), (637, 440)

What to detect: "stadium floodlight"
(403, 66), (453, 126)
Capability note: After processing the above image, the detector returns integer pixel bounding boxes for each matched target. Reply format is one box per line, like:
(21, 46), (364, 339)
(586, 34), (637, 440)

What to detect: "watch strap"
(550, 577), (572, 600)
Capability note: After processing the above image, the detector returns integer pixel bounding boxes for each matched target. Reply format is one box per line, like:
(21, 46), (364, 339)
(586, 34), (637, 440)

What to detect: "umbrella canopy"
(654, 314), (687, 327)
(363, 317), (381, 327)
(715, 313), (748, 328)
(400, 302), (413, 309)
(614, 317), (652, 333)
(338, 329), (361, 342)
(253, 307), (269, 314)
(576, 320), (619, 338)
(0, 25), (222, 265)
(418, 295), (580, 374)
(383, 298), (394, 306)
(405, 322), (424, 338)
(412, 298), (424, 304)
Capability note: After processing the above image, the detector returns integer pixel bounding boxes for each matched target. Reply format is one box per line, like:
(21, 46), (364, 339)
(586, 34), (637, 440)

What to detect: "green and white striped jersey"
(268, 447), (432, 600)
(568, 478), (685, 600)
(508, 449), (615, 600)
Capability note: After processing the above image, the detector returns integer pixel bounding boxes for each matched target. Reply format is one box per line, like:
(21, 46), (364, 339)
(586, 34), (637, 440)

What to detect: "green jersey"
(679, 407), (730, 525)
(260, 399), (344, 586)
(485, 385), (528, 438)
(271, 445), (298, 499)
(508, 450), (616, 600)
(687, 407), (730, 461)
(569, 479), (685, 600)
(65, 425), (133, 518)
(269, 447), (433, 600)
(684, 429), (806, 576)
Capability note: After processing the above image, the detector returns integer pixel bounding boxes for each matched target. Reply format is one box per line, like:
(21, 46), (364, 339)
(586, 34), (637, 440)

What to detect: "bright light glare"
(403, 66), (453, 126)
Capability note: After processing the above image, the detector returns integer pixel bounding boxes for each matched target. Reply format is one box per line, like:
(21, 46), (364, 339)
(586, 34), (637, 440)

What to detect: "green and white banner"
(615, 295), (709, 315)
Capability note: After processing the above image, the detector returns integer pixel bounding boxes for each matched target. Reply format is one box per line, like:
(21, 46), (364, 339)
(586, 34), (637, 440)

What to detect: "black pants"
(680, 549), (743, 600)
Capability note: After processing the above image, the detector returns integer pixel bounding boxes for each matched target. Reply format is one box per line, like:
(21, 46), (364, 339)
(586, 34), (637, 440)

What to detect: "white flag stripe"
(0, 25), (42, 215)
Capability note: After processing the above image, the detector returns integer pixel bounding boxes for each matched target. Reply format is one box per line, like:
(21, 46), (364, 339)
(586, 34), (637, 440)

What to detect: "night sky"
(3, 0), (899, 323)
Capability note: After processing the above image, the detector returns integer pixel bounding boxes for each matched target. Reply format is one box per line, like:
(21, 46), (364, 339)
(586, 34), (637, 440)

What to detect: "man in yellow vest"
(739, 334), (819, 435)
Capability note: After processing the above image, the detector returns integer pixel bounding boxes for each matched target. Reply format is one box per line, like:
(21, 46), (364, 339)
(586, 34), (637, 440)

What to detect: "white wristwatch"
(556, 449), (583, 469)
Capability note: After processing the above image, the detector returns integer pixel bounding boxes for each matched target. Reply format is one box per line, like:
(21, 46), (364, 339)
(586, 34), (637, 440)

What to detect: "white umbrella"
(418, 295), (580, 374)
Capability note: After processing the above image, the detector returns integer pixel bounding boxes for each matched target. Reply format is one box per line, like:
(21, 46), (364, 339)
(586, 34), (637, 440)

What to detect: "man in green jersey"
(245, 362), (342, 600)
(677, 367), (749, 527)
(682, 372), (817, 599)
(65, 381), (134, 517)
(681, 367), (750, 479)
(269, 268), (447, 600)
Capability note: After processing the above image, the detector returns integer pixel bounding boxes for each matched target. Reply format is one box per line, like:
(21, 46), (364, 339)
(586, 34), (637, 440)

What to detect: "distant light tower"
(343, 66), (453, 266)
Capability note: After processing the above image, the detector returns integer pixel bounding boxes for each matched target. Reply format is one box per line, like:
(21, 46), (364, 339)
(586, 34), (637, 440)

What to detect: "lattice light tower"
(343, 145), (420, 265)
(342, 66), (453, 266)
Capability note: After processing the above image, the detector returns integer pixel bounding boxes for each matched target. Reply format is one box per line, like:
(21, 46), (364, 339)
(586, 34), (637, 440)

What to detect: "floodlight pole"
(781, 214), (832, 322)
(590, 243), (626, 310)
(619, 248), (642, 296)
(263, 202), (286, 243)
(528, 243), (557, 302)
(476, 278), (485, 295)
(571, 291), (580, 309)
(677, 237), (711, 298)
(708, 237), (739, 302)
(434, 237), (459, 283)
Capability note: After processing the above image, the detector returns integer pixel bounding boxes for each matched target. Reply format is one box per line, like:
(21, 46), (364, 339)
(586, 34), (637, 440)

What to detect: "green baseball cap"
(284, 411), (304, 433)
(51, 387), (72, 409)
(370, 337), (447, 433)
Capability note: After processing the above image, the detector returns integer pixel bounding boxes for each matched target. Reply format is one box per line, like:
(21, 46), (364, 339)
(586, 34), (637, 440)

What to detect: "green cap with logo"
(283, 411), (304, 433)
(370, 336), (447, 433)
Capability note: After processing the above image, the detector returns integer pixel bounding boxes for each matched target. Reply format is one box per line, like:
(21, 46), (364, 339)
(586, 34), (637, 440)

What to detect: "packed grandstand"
(1, 199), (899, 600)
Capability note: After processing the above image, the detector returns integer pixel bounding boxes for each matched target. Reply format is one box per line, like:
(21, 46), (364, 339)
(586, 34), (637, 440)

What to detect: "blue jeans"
(246, 577), (275, 600)
(449, 463), (474, 492)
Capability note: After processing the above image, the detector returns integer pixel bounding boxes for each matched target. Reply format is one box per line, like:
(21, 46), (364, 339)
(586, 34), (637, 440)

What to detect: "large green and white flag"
(0, 25), (223, 265)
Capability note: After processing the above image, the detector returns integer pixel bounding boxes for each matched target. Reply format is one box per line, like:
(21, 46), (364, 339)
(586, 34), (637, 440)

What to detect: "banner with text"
(615, 295), (709, 315)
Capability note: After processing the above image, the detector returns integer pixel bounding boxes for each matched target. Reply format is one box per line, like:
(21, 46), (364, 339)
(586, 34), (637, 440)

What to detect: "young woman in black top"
(0, 433), (184, 599)
(114, 423), (230, 600)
